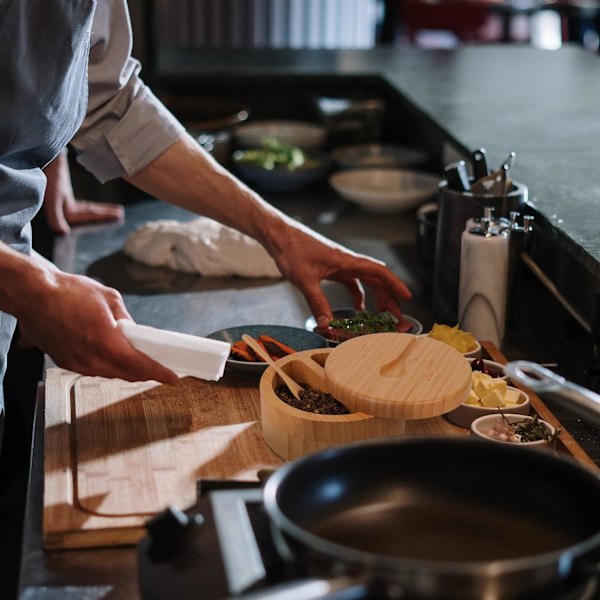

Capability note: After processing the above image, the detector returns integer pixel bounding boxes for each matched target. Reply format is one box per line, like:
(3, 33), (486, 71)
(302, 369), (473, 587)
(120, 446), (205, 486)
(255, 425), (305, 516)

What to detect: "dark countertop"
(18, 191), (600, 599)
(19, 43), (600, 597)
(18, 190), (435, 600)
(156, 44), (600, 281)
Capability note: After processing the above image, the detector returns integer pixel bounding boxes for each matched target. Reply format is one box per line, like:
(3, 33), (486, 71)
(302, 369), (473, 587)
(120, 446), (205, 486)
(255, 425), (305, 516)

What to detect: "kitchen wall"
(152, 0), (380, 49)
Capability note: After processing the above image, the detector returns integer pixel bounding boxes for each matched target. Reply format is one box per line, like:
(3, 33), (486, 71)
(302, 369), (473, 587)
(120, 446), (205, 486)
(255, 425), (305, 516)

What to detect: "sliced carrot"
(258, 335), (296, 357)
(230, 340), (257, 362)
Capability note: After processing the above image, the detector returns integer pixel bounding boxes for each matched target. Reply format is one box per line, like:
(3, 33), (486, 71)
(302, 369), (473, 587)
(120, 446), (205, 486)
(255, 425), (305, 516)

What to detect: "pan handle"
(231, 576), (369, 600)
(505, 361), (600, 427)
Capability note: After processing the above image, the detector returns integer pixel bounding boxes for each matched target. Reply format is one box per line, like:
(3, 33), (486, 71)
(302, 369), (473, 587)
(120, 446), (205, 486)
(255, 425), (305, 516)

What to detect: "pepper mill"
(458, 217), (510, 349)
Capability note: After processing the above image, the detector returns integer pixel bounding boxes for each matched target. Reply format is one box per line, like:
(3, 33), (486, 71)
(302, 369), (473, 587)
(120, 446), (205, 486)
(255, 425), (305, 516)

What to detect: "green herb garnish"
(499, 412), (558, 443)
(329, 310), (399, 335)
(513, 414), (556, 442)
(234, 137), (317, 171)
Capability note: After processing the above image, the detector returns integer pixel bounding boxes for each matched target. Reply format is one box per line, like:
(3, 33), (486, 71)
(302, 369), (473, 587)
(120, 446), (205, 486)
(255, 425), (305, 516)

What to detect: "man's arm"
(126, 134), (412, 327)
(68, 0), (411, 327)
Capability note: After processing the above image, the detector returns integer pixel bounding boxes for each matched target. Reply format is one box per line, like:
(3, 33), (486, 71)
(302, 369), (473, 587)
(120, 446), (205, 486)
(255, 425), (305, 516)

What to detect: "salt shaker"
(458, 217), (510, 349)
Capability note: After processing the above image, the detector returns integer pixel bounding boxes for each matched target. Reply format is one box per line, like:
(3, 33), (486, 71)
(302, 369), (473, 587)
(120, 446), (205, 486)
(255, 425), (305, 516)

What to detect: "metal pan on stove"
(259, 436), (600, 599)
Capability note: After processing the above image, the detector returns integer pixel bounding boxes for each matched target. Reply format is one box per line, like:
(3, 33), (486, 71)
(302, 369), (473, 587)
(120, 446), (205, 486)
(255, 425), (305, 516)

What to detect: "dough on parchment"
(123, 217), (282, 278)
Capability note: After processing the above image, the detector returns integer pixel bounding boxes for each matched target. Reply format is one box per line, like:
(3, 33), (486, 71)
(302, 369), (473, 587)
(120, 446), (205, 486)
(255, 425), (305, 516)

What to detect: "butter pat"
(465, 389), (480, 405)
(118, 320), (231, 381)
(504, 387), (522, 407)
(479, 388), (505, 408)
(473, 372), (507, 399)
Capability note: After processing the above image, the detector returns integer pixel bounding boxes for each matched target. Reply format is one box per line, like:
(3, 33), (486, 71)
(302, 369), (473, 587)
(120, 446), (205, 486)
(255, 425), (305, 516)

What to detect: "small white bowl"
(234, 120), (327, 150)
(419, 334), (481, 358)
(446, 385), (529, 429)
(328, 168), (439, 213)
(471, 413), (556, 447)
(468, 358), (507, 380)
(463, 339), (482, 359)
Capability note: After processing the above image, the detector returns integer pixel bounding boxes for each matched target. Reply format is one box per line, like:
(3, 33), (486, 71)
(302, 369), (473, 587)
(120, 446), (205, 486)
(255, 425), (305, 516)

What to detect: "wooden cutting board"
(43, 368), (283, 550)
(325, 333), (472, 419)
(44, 340), (598, 550)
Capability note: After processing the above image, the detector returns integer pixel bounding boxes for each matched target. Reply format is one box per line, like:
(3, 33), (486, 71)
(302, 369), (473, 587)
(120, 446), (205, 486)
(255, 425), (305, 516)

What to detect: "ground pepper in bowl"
(275, 384), (349, 415)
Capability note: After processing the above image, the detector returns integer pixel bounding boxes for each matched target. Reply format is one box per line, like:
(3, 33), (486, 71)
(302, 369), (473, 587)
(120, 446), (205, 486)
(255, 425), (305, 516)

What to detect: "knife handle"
(444, 160), (471, 192)
(472, 148), (489, 181)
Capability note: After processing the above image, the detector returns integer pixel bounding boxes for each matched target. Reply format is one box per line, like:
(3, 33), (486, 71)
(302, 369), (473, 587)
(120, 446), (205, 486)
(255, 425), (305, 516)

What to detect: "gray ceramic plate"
(304, 308), (423, 346)
(206, 324), (328, 375)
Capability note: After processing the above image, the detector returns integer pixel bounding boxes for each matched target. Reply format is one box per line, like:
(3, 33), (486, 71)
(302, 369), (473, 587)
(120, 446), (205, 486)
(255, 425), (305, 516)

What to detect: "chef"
(0, 0), (411, 449)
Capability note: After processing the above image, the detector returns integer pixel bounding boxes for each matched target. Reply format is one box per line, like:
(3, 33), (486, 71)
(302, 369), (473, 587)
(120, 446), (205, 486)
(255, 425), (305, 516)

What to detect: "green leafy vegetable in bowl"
(327, 310), (399, 340)
(233, 137), (319, 172)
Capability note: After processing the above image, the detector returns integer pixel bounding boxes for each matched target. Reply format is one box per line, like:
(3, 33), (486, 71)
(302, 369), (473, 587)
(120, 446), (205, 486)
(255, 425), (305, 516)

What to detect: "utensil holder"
(433, 180), (527, 325)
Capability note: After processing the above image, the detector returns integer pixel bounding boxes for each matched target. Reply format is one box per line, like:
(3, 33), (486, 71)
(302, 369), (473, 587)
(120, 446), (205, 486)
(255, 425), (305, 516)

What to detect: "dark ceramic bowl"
(206, 324), (328, 375)
(304, 308), (423, 346)
(232, 151), (330, 193)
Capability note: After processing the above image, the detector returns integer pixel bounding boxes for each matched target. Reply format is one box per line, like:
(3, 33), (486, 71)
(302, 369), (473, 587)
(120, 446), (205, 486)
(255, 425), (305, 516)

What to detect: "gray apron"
(0, 0), (96, 447)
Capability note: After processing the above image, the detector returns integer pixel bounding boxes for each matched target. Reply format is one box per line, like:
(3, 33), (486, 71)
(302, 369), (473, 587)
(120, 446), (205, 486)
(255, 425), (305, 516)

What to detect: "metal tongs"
(471, 151), (516, 196)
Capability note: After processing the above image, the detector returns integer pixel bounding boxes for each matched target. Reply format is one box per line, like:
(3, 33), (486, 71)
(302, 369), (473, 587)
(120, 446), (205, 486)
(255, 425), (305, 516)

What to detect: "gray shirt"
(72, 0), (185, 182)
(0, 0), (185, 443)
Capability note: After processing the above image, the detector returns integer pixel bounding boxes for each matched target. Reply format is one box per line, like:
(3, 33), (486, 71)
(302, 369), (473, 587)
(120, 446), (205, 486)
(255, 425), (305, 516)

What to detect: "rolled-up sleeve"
(70, 0), (185, 183)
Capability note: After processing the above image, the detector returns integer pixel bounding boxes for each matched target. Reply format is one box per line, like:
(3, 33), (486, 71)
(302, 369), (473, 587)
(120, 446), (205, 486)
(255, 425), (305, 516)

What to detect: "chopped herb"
(499, 412), (558, 443)
(329, 310), (399, 336)
(234, 137), (318, 172)
(513, 415), (556, 442)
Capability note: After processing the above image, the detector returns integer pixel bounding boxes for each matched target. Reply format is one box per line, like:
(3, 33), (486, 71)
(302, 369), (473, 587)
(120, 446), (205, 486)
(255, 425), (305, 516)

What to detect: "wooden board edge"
(44, 525), (144, 551)
(43, 368), (84, 543)
(481, 340), (599, 473)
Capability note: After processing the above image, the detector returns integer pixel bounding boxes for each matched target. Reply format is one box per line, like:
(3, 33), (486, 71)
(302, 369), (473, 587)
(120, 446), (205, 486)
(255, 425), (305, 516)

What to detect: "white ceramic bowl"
(419, 334), (481, 359)
(446, 386), (530, 429)
(328, 168), (439, 213)
(471, 413), (556, 447)
(331, 144), (429, 170)
(234, 120), (327, 150)
(462, 339), (482, 359)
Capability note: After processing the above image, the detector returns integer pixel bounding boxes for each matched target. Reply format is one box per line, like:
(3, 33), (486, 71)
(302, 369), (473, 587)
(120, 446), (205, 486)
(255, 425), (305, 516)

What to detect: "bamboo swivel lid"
(324, 333), (471, 420)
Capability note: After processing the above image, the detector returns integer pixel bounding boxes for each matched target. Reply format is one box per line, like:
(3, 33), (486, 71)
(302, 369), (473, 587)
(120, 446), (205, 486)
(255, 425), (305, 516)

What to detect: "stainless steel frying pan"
(237, 362), (600, 600)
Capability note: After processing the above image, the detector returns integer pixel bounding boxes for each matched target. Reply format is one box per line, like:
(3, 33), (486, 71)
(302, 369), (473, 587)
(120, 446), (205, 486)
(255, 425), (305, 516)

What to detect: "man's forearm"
(0, 242), (50, 319)
(125, 133), (291, 254)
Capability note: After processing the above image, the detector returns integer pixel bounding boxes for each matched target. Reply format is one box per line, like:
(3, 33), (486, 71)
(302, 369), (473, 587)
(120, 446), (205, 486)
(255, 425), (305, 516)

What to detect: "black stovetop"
(137, 480), (600, 600)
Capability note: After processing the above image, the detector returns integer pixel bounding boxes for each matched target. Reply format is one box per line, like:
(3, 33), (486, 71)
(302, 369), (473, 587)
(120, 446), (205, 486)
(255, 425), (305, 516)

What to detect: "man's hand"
(265, 221), (412, 328)
(43, 152), (124, 234)
(0, 245), (178, 385)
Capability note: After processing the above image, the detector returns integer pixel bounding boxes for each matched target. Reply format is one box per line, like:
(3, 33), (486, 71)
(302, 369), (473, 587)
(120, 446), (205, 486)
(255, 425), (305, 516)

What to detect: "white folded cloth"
(119, 320), (231, 381)
(123, 217), (281, 278)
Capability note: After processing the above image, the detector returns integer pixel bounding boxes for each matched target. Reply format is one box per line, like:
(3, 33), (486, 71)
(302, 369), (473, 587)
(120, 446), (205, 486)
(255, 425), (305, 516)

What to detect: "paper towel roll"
(458, 228), (509, 348)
